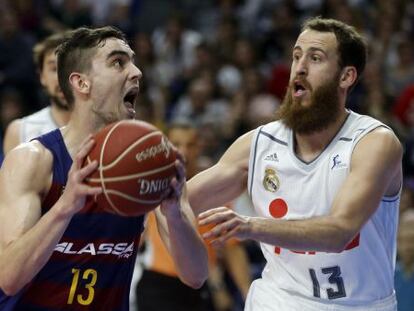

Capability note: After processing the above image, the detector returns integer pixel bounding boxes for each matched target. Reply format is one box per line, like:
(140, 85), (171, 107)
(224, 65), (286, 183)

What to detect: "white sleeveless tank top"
(20, 107), (58, 142)
(247, 110), (399, 308)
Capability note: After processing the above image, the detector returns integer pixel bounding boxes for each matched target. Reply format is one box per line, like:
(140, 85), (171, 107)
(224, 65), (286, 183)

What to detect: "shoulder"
(354, 126), (402, 158)
(3, 118), (22, 154)
(352, 127), (402, 195)
(220, 130), (255, 166)
(1, 141), (53, 192)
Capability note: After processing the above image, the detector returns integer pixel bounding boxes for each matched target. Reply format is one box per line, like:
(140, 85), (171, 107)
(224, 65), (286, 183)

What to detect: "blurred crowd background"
(1, 0), (414, 310)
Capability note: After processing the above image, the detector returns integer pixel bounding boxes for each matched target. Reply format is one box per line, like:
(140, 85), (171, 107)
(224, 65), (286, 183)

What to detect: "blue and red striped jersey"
(0, 129), (145, 310)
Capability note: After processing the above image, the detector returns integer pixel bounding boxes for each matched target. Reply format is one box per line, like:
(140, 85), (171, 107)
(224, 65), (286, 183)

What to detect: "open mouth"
(293, 80), (307, 97)
(123, 88), (138, 106)
(123, 87), (139, 117)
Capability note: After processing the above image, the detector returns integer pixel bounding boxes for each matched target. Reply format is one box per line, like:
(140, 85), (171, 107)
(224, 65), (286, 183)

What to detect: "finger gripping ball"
(85, 120), (177, 216)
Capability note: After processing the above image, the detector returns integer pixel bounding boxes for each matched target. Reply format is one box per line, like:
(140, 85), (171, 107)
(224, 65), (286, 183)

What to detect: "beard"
(46, 88), (70, 111)
(276, 74), (341, 134)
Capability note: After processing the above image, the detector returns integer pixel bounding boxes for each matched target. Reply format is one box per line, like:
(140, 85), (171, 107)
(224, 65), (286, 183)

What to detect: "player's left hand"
(198, 207), (251, 246)
(159, 152), (186, 218)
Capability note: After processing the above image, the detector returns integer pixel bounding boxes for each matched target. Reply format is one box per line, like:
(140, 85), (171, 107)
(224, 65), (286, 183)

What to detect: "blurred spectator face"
(243, 69), (262, 96)
(189, 79), (212, 110)
(217, 18), (237, 42)
(40, 50), (68, 110)
(0, 10), (19, 37)
(133, 33), (153, 62)
(398, 211), (414, 268)
(168, 126), (200, 177)
(398, 40), (414, 66)
(195, 44), (215, 70)
(235, 39), (255, 68)
(166, 17), (183, 44)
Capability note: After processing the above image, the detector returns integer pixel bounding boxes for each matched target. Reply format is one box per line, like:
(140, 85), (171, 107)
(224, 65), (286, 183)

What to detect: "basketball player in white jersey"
(3, 31), (72, 153)
(188, 17), (402, 311)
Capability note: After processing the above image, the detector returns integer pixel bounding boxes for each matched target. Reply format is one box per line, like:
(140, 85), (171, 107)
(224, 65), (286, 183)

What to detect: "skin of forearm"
(248, 215), (354, 253)
(165, 209), (208, 288)
(0, 204), (73, 295)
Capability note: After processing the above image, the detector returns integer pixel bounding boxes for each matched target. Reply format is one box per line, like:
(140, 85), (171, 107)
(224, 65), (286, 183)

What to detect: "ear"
(339, 66), (357, 89)
(69, 72), (90, 96)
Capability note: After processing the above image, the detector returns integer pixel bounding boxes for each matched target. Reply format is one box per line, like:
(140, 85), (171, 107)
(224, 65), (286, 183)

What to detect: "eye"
(113, 58), (125, 69)
(311, 54), (321, 62)
(292, 53), (301, 61)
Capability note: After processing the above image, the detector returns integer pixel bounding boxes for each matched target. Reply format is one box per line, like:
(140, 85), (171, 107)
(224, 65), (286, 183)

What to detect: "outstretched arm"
(188, 131), (252, 216)
(0, 137), (101, 295)
(155, 159), (208, 289)
(200, 128), (403, 252)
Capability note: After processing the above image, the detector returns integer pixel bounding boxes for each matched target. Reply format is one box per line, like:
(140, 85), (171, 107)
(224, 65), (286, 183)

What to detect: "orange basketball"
(85, 120), (177, 216)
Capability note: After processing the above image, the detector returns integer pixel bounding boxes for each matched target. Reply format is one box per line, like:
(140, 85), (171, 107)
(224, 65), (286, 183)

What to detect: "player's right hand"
(57, 135), (102, 217)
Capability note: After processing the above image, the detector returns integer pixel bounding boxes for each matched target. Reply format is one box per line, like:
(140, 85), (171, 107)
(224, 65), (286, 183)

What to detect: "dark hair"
(302, 17), (367, 81)
(33, 31), (72, 72)
(56, 26), (127, 107)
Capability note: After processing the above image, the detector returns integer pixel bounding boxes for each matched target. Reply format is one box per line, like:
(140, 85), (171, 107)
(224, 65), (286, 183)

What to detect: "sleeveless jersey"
(20, 107), (57, 143)
(247, 110), (399, 309)
(0, 129), (145, 311)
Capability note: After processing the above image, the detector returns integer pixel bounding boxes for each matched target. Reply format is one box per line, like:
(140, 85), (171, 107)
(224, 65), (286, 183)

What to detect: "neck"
(294, 109), (349, 162)
(60, 101), (103, 159)
(50, 104), (71, 127)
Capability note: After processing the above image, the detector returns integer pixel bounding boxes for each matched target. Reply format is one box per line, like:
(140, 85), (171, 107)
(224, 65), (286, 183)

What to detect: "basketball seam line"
(89, 162), (175, 183)
(101, 131), (162, 171)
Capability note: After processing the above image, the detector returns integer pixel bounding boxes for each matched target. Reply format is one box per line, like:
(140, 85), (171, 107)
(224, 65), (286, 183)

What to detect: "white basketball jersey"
(20, 107), (58, 142)
(247, 110), (399, 310)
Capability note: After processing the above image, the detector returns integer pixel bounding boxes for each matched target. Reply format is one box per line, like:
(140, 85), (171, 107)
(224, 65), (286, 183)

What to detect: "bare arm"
(3, 119), (21, 154)
(200, 128), (403, 252)
(155, 161), (208, 289)
(0, 137), (101, 295)
(188, 131), (252, 216)
(222, 242), (251, 299)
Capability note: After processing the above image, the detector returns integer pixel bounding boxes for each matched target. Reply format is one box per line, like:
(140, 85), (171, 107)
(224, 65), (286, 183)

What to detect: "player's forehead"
(293, 29), (338, 55)
(94, 37), (134, 60)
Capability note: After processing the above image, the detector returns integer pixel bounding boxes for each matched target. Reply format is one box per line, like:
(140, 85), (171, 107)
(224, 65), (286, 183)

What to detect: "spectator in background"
(3, 31), (72, 154)
(152, 12), (202, 90)
(0, 6), (36, 104)
(385, 36), (414, 100)
(0, 88), (26, 165)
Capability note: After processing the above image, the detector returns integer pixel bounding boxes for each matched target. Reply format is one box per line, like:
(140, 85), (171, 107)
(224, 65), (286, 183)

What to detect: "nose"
(294, 57), (307, 77)
(130, 63), (143, 82)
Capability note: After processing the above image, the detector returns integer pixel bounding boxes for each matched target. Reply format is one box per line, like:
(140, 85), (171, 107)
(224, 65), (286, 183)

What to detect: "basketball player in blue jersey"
(0, 26), (208, 310)
(188, 18), (403, 311)
(3, 31), (72, 154)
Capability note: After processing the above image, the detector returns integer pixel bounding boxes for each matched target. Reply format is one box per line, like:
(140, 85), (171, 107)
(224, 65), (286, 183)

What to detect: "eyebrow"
(106, 50), (135, 60)
(293, 46), (327, 55)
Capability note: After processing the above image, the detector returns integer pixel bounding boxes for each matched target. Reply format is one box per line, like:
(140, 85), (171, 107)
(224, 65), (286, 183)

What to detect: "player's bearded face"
(276, 71), (341, 134)
(47, 88), (70, 111)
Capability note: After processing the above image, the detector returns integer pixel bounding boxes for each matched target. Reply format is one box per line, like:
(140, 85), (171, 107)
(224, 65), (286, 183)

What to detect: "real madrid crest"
(263, 168), (280, 192)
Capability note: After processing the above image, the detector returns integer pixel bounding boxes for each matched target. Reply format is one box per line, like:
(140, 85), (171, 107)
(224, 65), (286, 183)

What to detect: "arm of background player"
(200, 128), (403, 253)
(3, 119), (21, 154)
(0, 138), (101, 295)
(223, 241), (252, 300)
(155, 162), (208, 289)
(187, 131), (252, 216)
